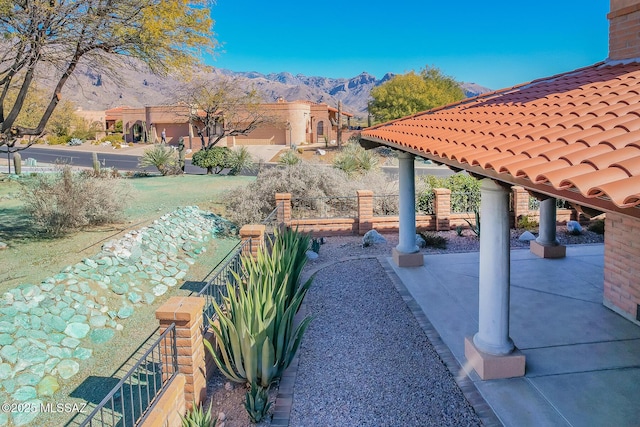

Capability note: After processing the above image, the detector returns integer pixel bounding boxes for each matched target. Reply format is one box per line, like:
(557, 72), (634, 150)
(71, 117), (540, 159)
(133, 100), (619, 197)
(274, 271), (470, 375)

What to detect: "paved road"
(17, 147), (203, 174)
(13, 147), (454, 177)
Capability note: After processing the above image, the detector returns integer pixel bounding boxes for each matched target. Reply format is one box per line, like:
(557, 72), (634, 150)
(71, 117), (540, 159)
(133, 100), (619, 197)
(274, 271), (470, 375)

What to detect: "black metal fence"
(291, 196), (358, 219)
(196, 239), (249, 324)
(78, 323), (177, 427)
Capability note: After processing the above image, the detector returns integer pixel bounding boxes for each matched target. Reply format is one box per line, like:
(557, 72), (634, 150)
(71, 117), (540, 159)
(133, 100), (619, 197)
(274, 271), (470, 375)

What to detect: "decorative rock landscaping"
(0, 206), (234, 426)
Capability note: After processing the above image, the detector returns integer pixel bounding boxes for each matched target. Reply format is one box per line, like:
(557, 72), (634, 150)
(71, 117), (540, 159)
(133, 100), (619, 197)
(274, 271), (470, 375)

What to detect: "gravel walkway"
(288, 255), (482, 427)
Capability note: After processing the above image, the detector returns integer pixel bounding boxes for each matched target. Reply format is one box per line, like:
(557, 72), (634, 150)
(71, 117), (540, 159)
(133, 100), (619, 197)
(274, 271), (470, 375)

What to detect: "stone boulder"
(567, 220), (583, 235)
(362, 230), (386, 247)
(518, 231), (536, 242)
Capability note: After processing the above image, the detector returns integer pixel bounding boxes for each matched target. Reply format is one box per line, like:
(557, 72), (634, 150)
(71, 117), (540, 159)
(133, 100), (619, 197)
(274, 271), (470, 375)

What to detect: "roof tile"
(362, 61), (640, 211)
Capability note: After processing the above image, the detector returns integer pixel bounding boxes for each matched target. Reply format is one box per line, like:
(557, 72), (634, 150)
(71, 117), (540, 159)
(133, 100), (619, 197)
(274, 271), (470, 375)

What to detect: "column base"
(464, 336), (526, 380)
(392, 248), (424, 267)
(530, 240), (566, 258)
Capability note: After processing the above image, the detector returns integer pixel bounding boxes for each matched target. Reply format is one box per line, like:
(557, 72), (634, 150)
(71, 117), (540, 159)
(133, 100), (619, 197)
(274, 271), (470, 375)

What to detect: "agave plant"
(244, 382), (272, 423)
(204, 229), (314, 388)
(180, 401), (217, 427)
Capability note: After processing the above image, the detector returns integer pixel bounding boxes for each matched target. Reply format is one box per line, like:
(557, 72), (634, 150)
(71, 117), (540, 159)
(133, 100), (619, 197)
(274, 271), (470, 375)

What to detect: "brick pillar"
(357, 190), (374, 235)
(433, 188), (451, 231)
(155, 296), (206, 408)
(239, 224), (265, 259)
(275, 193), (292, 227)
(511, 186), (530, 226)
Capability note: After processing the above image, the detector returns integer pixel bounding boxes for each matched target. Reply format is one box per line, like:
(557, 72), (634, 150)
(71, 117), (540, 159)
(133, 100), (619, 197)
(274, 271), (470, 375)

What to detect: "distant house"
(361, 0), (640, 380)
(104, 99), (353, 148)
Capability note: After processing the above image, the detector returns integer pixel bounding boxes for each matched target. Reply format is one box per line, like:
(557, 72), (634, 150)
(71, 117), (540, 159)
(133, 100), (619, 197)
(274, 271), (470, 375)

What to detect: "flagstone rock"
(18, 347), (48, 364)
(117, 306), (134, 319)
(73, 347), (92, 360)
(64, 323), (90, 339)
(90, 329), (114, 344)
(56, 360), (79, 380)
(0, 364), (12, 380)
(11, 399), (41, 426)
(12, 386), (36, 401)
(152, 284), (168, 296)
(36, 375), (59, 397)
(61, 337), (80, 348)
(89, 315), (108, 328)
(0, 346), (17, 364)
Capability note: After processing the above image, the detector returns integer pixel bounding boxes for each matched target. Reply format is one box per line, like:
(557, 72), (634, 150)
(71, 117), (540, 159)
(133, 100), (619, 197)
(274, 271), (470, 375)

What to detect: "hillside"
(59, 65), (491, 117)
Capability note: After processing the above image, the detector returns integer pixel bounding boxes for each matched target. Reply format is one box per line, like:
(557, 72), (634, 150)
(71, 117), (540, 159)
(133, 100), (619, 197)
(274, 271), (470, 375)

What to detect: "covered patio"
(360, 0), (640, 392)
(386, 244), (640, 426)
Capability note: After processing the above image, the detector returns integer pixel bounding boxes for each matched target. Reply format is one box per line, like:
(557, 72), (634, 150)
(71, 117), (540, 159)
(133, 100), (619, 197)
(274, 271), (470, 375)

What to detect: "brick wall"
(277, 188), (578, 236)
(604, 212), (640, 324)
(139, 374), (186, 427)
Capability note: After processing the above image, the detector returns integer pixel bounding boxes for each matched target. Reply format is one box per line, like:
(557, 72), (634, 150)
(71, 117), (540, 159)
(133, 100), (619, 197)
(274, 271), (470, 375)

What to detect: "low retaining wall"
(140, 375), (186, 427)
(276, 190), (579, 237)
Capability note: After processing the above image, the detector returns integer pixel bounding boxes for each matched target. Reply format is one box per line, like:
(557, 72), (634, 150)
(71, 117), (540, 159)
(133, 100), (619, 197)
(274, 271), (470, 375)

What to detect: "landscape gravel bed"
(289, 257), (481, 426)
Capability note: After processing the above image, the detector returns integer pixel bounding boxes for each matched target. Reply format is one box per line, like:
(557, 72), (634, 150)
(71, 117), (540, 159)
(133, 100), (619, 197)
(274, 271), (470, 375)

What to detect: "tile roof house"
(361, 0), (640, 380)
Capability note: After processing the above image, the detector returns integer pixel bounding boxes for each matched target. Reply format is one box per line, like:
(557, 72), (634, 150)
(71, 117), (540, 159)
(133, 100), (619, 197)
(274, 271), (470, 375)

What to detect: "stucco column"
(531, 197), (566, 258)
(392, 152), (423, 267)
(465, 179), (525, 380)
(474, 179), (513, 355)
(537, 198), (558, 245)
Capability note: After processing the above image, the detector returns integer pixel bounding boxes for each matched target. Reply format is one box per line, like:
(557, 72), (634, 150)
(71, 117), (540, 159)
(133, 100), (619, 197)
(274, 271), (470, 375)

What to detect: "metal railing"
(291, 196), (358, 219)
(261, 202), (281, 241)
(78, 323), (177, 427)
(197, 239), (249, 324)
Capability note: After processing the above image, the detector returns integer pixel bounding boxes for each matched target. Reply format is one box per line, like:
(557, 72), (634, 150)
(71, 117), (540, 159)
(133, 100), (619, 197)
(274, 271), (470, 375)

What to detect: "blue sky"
(208, 2), (609, 90)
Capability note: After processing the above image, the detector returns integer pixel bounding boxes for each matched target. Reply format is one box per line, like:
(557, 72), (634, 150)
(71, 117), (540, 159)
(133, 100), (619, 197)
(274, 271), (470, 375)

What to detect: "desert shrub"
(224, 162), (346, 225)
(224, 161), (399, 226)
(227, 146), (254, 176)
(278, 149), (301, 166)
(417, 173), (480, 214)
(139, 144), (181, 175)
(517, 216), (539, 230)
(419, 232), (448, 249)
(192, 146), (230, 174)
(47, 135), (71, 145)
(332, 142), (379, 175)
(100, 135), (124, 143)
(588, 219), (605, 234)
(20, 166), (131, 235)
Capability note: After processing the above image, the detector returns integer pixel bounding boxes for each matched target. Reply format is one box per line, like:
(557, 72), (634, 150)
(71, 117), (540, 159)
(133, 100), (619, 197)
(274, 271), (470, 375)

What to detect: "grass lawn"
(0, 173), (254, 426)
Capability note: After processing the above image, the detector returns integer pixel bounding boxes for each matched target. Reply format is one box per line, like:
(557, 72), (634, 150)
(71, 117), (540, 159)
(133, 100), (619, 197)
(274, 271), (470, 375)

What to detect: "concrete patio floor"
(387, 244), (640, 427)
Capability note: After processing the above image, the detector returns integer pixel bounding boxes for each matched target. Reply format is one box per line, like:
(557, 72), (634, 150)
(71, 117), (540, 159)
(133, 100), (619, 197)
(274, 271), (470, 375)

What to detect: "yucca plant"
(138, 144), (180, 175)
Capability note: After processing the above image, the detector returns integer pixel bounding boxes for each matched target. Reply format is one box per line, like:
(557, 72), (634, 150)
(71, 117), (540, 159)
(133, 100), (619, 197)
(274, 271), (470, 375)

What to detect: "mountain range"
(60, 65), (492, 117)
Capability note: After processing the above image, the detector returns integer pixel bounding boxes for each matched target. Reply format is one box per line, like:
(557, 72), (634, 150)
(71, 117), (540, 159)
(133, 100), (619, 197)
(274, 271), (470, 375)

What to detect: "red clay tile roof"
(362, 61), (640, 216)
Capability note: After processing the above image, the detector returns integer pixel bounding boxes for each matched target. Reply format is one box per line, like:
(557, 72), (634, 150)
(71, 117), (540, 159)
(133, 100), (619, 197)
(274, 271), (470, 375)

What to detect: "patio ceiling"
(361, 60), (640, 219)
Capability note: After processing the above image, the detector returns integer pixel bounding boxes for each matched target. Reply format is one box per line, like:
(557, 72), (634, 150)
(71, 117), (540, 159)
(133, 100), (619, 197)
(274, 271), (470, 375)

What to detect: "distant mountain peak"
(56, 64), (491, 116)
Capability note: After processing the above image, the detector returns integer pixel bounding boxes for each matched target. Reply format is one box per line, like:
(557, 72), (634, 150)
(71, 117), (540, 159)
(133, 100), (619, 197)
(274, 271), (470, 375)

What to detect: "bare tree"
(179, 76), (275, 150)
(0, 0), (215, 158)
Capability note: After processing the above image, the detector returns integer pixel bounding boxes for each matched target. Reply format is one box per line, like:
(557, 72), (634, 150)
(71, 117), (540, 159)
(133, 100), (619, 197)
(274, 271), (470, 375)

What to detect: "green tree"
(192, 146), (230, 174)
(0, 0), (215, 158)
(369, 66), (465, 123)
